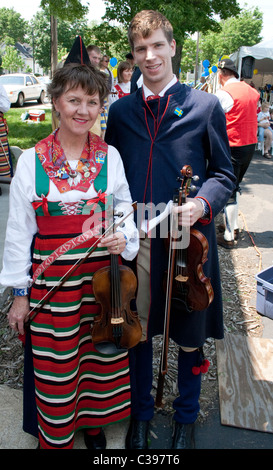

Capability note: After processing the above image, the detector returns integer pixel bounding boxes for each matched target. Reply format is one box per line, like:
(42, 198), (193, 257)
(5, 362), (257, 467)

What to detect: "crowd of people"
(0, 8), (271, 450)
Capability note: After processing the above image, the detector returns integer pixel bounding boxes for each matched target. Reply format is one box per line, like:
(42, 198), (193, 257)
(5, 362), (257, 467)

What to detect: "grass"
(5, 106), (53, 150)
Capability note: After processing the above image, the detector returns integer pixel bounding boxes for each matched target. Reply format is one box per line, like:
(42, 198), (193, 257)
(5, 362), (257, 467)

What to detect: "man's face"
(132, 28), (176, 93)
(88, 50), (101, 67)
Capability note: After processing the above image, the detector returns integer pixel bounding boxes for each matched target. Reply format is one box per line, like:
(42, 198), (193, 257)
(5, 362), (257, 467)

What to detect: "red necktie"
(146, 95), (160, 101)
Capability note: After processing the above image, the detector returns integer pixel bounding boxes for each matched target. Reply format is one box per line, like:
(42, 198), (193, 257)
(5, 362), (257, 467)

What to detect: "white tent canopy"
(230, 38), (273, 88)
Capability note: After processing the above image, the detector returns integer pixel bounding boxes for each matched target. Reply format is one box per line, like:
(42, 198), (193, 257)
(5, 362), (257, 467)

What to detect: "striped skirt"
(29, 215), (131, 448)
(0, 115), (12, 177)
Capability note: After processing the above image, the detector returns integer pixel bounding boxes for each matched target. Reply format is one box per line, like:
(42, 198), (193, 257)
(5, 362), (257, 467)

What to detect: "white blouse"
(0, 144), (139, 289)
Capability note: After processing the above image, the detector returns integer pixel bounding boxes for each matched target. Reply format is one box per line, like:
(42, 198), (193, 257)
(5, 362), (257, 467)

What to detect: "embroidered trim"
(13, 287), (29, 296)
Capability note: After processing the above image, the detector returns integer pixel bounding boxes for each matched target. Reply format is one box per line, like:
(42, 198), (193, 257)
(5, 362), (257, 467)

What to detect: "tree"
(40, 0), (88, 74)
(0, 7), (28, 45)
(30, 8), (89, 73)
(2, 45), (25, 73)
(199, 6), (263, 65)
(102, 0), (242, 75)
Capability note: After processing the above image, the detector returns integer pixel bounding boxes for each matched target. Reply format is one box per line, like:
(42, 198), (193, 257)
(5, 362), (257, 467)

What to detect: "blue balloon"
(211, 65), (218, 73)
(110, 57), (117, 67)
(203, 59), (210, 68)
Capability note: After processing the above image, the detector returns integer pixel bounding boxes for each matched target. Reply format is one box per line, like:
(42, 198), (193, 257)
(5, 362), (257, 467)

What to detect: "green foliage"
(0, 7), (28, 45)
(29, 8), (89, 72)
(199, 6), (263, 65)
(6, 107), (52, 150)
(40, 0), (88, 21)
(1, 46), (25, 73)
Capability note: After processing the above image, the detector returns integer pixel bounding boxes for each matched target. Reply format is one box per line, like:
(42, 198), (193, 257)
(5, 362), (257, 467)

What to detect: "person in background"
(87, 44), (102, 67)
(215, 58), (260, 248)
(0, 37), (139, 450)
(105, 10), (235, 449)
(87, 44), (108, 138)
(115, 61), (133, 98)
(99, 54), (118, 106)
(257, 101), (273, 158)
(0, 84), (13, 193)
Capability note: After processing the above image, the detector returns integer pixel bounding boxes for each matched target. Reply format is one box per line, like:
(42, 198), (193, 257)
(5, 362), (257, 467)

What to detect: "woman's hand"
(8, 296), (30, 335)
(98, 231), (127, 255)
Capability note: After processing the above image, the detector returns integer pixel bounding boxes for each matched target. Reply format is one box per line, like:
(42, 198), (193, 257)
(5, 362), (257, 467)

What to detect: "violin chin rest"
(93, 341), (127, 355)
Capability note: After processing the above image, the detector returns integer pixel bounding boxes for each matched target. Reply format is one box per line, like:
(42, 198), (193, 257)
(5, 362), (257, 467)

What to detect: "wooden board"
(216, 334), (273, 433)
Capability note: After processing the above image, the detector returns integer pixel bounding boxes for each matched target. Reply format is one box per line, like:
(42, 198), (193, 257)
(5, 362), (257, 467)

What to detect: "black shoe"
(126, 418), (149, 449)
(84, 429), (106, 449)
(171, 422), (195, 449)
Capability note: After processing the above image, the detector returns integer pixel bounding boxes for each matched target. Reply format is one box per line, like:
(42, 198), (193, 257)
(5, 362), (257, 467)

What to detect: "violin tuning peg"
(190, 185), (197, 192)
(192, 175), (199, 181)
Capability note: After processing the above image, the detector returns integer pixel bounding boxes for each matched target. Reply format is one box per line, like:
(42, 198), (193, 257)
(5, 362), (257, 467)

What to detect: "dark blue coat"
(105, 81), (236, 347)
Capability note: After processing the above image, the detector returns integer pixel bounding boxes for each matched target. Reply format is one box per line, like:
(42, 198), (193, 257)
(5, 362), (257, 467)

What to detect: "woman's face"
(53, 85), (102, 138)
(122, 68), (133, 83)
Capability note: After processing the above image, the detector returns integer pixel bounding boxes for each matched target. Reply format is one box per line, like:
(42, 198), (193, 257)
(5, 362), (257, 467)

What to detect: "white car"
(0, 73), (46, 107)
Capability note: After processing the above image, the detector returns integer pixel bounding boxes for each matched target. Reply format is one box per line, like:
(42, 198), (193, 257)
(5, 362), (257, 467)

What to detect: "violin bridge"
(175, 274), (189, 282)
(111, 317), (125, 324)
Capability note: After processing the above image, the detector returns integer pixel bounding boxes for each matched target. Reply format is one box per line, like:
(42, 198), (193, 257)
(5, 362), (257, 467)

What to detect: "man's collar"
(143, 74), (177, 99)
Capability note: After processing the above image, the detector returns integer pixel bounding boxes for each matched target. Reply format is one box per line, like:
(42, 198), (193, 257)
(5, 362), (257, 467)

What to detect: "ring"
(10, 322), (16, 326)
(116, 245), (119, 250)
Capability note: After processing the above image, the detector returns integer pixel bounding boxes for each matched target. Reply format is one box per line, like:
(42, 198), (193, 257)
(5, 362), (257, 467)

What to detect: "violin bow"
(155, 166), (193, 408)
(26, 201), (137, 324)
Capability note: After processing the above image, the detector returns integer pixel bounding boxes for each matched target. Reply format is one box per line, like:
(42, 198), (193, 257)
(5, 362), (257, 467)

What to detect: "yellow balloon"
(220, 55), (230, 60)
(209, 67), (212, 74)
(253, 69), (258, 75)
(112, 68), (117, 78)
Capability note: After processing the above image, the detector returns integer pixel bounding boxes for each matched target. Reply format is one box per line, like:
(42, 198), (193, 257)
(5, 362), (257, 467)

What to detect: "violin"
(92, 212), (142, 354)
(156, 165), (213, 407)
(170, 165), (214, 312)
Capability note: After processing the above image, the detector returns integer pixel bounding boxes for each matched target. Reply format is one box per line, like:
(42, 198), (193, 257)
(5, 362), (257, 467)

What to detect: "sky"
(2, 0), (272, 42)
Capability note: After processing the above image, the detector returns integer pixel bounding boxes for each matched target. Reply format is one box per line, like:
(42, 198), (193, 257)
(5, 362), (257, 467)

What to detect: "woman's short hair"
(117, 61), (132, 83)
(128, 10), (173, 51)
(47, 62), (109, 105)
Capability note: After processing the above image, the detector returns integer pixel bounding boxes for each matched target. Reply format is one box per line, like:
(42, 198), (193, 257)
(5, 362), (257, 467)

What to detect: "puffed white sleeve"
(107, 145), (139, 261)
(0, 85), (10, 114)
(0, 149), (38, 288)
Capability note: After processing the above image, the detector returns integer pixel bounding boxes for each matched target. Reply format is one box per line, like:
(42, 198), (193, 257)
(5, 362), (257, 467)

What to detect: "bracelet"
(12, 287), (29, 296)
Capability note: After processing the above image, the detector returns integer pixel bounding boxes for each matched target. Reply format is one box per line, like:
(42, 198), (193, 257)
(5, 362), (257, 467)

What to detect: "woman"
(0, 59), (139, 449)
(0, 84), (13, 191)
(114, 61), (133, 99)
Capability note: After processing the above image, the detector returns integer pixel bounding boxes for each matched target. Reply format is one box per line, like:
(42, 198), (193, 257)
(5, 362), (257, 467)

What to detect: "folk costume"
(115, 82), (131, 99)
(0, 85), (13, 181)
(215, 62), (260, 246)
(105, 79), (236, 426)
(0, 129), (139, 448)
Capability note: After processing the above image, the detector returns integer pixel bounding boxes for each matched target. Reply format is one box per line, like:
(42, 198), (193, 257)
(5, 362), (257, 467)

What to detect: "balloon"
(253, 69), (258, 75)
(209, 67), (212, 74)
(204, 68), (209, 76)
(112, 68), (117, 78)
(220, 55), (230, 60)
(110, 57), (117, 67)
(203, 59), (210, 68)
(211, 65), (218, 73)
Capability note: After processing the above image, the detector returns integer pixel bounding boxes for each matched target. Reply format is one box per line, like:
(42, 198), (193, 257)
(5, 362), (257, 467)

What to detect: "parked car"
(0, 73), (46, 107)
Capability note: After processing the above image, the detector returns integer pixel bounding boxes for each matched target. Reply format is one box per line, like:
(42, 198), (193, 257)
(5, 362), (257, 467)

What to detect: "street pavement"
(0, 148), (273, 451)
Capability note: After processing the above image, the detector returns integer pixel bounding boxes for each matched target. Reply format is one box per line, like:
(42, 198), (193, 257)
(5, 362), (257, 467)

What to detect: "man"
(86, 44), (108, 138)
(215, 58), (260, 248)
(87, 44), (102, 67)
(105, 10), (235, 449)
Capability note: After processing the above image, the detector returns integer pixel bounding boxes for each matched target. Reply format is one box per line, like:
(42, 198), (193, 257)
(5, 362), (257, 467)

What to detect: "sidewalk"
(0, 150), (273, 450)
